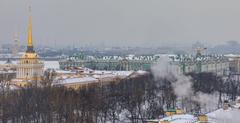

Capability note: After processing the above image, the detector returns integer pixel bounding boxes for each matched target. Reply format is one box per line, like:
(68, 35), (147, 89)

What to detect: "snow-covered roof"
(224, 54), (240, 58)
(43, 61), (59, 69)
(53, 70), (140, 86)
(160, 114), (196, 123)
(55, 70), (75, 74)
(93, 70), (134, 76)
(0, 70), (16, 74)
(8, 85), (21, 90)
(92, 74), (116, 79)
(135, 70), (148, 75)
(0, 61), (16, 65)
(53, 76), (98, 85)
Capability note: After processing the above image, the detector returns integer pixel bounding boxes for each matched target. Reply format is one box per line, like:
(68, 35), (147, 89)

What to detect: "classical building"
(225, 54), (240, 73)
(169, 54), (229, 76)
(59, 52), (230, 76)
(12, 8), (44, 87)
(59, 54), (159, 71)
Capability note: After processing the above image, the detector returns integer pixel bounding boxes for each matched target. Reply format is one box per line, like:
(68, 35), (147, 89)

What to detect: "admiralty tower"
(12, 7), (44, 87)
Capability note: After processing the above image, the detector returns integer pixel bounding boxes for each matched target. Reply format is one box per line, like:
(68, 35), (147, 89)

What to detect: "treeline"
(0, 74), (170, 123)
(0, 72), (239, 123)
(189, 72), (240, 102)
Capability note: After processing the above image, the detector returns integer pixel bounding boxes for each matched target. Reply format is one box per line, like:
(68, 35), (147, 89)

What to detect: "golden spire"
(26, 6), (34, 53)
(28, 6), (32, 47)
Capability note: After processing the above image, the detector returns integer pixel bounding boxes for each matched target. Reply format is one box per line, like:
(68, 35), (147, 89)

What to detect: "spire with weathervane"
(26, 6), (34, 53)
(12, 6), (44, 87)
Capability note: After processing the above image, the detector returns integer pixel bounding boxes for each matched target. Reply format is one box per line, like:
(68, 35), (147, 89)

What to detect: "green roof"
(166, 108), (176, 112)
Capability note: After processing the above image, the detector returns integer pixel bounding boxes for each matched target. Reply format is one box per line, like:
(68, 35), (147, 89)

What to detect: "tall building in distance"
(12, 7), (44, 87)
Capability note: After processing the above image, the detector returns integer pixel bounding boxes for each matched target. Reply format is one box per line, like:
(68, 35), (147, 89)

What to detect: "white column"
(19, 68), (21, 78)
(20, 68), (22, 78)
(22, 68), (23, 78)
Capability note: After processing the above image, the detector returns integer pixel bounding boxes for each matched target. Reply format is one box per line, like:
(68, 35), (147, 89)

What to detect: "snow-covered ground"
(150, 108), (240, 123)
(207, 108), (240, 123)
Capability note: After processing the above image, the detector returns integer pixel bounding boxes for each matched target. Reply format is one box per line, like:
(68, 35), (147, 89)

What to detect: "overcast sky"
(0, 0), (240, 48)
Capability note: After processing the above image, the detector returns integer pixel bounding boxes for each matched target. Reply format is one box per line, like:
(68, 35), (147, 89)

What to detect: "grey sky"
(0, 0), (240, 48)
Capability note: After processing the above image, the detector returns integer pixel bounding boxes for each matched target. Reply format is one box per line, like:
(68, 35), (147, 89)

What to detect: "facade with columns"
(16, 53), (44, 82)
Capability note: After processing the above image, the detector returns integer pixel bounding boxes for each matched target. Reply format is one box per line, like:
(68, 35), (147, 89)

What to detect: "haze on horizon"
(0, 0), (240, 48)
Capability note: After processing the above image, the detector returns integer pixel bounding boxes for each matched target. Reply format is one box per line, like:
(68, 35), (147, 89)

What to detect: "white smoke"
(151, 56), (174, 80)
(172, 75), (193, 98)
(193, 92), (219, 111)
(151, 56), (219, 110)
